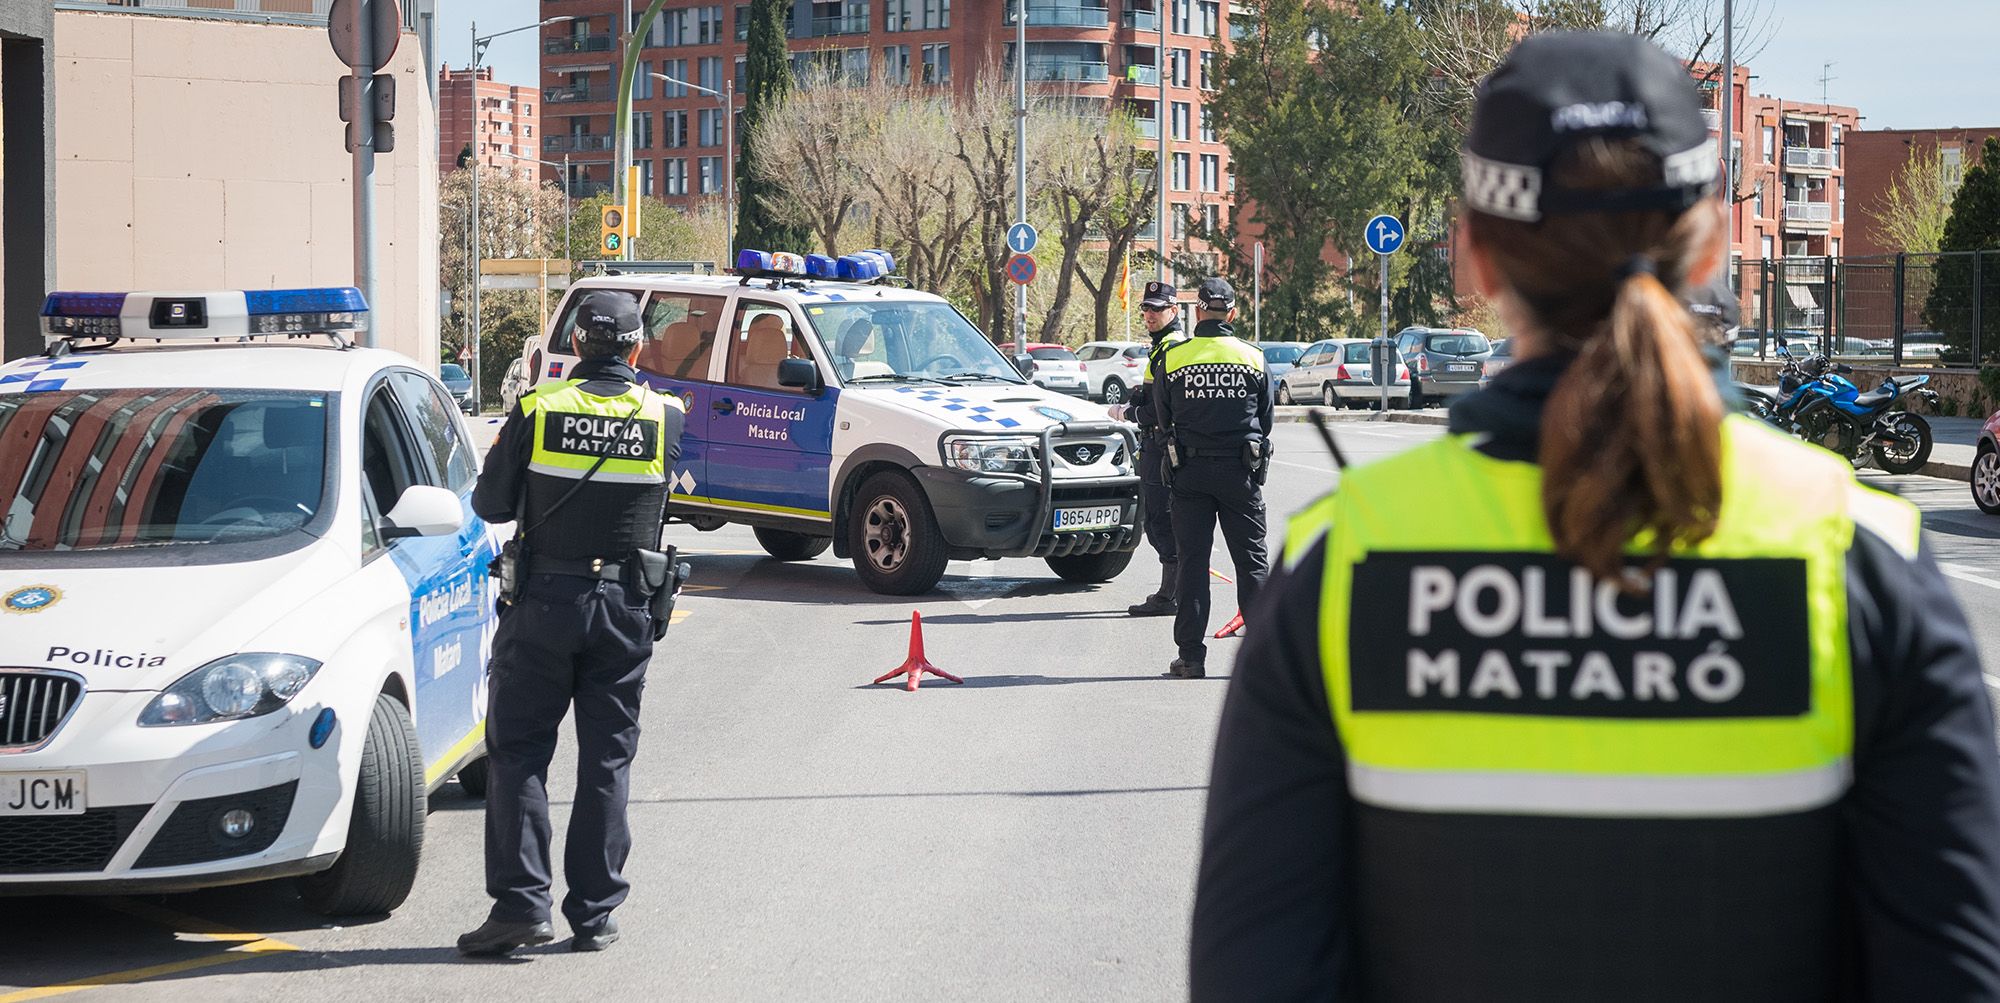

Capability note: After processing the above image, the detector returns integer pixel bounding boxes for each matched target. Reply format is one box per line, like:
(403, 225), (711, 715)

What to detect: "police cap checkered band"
(1463, 31), (1719, 222)
(574, 289), (644, 345)
(1198, 277), (1235, 309)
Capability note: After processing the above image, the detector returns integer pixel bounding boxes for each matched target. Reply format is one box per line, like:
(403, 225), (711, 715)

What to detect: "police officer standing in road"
(1115, 280), (1189, 617)
(459, 290), (688, 957)
(1153, 277), (1272, 678)
(1192, 33), (2000, 998)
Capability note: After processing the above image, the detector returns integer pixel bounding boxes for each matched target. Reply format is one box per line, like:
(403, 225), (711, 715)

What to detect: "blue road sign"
(1363, 214), (1406, 256)
(1007, 222), (1040, 255)
(1006, 253), (1038, 285)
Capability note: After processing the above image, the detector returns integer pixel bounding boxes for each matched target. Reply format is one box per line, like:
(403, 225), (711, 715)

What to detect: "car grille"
(0, 805), (149, 874)
(136, 781), (298, 869)
(1055, 443), (1106, 465)
(0, 671), (84, 749)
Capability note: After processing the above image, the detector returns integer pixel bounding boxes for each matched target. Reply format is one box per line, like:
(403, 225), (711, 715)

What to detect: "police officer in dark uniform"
(1192, 33), (2000, 999)
(459, 289), (687, 957)
(1154, 277), (1272, 678)
(1119, 280), (1188, 617)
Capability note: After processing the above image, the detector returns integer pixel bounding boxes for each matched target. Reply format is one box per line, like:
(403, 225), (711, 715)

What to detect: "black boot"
(457, 918), (555, 957)
(1167, 657), (1206, 679)
(1127, 561), (1180, 616)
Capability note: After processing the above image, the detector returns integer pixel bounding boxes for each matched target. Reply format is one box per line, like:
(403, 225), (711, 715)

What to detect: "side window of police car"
(725, 304), (813, 393)
(388, 371), (477, 494)
(358, 385), (427, 553)
(634, 292), (726, 381)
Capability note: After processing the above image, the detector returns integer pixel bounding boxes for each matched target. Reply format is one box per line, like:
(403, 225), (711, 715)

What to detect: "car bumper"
(1419, 376), (1482, 397)
(1333, 381), (1411, 399)
(0, 691), (352, 892)
(915, 466), (1142, 559)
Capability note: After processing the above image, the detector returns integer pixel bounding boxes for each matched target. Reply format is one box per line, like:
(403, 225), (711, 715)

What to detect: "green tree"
(737, 0), (809, 255)
(1922, 138), (2000, 364)
(1870, 145), (1953, 254)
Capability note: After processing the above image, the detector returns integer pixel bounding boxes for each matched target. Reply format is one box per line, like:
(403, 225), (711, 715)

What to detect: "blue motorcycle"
(1734, 345), (1940, 474)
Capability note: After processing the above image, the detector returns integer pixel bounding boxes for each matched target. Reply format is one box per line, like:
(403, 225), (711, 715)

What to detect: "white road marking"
(1941, 564), (2000, 592)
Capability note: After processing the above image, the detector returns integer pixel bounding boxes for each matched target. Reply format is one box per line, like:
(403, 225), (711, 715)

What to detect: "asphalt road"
(5, 420), (1997, 1002)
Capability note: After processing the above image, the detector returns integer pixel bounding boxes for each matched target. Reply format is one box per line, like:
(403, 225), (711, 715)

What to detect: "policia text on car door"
(1190, 32), (2000, 1001)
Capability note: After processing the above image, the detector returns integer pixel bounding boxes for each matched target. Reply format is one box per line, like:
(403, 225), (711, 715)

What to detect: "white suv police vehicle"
(529, 250), (1143, 595)
(0, 288), (496, 915)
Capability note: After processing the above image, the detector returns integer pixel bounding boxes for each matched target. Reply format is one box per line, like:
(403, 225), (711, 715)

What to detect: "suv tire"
(1046, 548), (1135, 583)
(850, 471), (950, 595)
(298, 693), (425, 916)
(1102, 379), (1128, 405)
(755, 527), (833, 561)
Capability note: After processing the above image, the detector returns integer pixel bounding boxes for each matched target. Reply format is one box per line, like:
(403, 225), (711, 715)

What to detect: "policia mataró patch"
(1348, 553), (1810, 719)
(541, 410), (660, 462)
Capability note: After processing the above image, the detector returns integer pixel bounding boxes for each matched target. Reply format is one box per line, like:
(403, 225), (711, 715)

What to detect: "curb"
(1922, 460), (1972, 483)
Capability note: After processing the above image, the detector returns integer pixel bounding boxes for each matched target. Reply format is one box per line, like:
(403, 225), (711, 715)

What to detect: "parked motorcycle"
(1733, 346), (1940, 474)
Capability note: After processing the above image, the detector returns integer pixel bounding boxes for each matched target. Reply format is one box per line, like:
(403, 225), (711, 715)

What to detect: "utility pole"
(351, 0), (378, 346)
(1013, 0), (1029, 354)
(1720, 0), (1734, 283)
(1157, 1), (1169, 286)
(617, 0), (634, 260)
(468, 21), (481, 409)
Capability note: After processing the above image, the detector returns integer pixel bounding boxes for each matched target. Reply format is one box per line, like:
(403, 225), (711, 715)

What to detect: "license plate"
(0, 771), (86, 816)
(1053, 505), (1122, 533)
(1447, 363), (1478, 372)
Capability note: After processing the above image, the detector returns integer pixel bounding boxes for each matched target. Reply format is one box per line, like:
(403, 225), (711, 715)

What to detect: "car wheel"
(1046, 548), (1135, 583)
(1974, 444), (2000, 515)
(1276, 383), (1294, 406)
(850, 471), (950, 595)
(1322, 383), (1337, 407)
(754, 526), (833, 561)
(1408, 377), (1427, 410)
(1102, 379), (1127, 405)
(454, 755), (488, 798)
(298, 693), (425, 917)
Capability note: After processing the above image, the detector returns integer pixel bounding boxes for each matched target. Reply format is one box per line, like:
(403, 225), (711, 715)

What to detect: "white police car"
(529, 250), (1143, 595)
(0, 288), (497, 915)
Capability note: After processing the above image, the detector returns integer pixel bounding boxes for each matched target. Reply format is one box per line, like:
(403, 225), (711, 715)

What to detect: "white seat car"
(1074, 340), (1151, 403)
(0, 288), (497, 916)
(1275, 338), (1411, 408)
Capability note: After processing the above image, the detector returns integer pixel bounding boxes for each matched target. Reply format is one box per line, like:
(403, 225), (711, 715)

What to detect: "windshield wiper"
(847, 373), (951, 386)
(939, 372), (1024, 384)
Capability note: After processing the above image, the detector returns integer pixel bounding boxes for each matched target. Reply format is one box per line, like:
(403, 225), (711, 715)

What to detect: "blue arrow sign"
(1007, 222), (1039, 255)
(1363, 214), (1406, 256)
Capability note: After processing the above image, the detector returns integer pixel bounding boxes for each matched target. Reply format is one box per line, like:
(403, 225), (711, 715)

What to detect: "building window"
(1173, 0), (1191, 34)
(843, 47), (870, 84)
(1753, 180), (1764, 218)
(885, 0), (909, 30)
(1198, 1), (1219, 36)
(1762, 125), (1774, 162)
(1761, 234), (1773, 259)
(1171, 102), (1189, 140)
(1831, 237), (1840, 256)
(1835, 178), (1843, 222)
(1199, 106), (1216, 143)
(630, 112), (652, 150)
(885, 45), (912, 85)
(1172, 205), (1187, 240)
(736, 5), (749, 41)
(1831, 123), (1842, 167)
(699, 56), (723, 93)
(921, 44), (951, 83)
(1170, 48), (1190, 87)
(698, 108), (723, 148)
(1200, 202), (1219, 232)
(638, 159), (655, 196)
(663, 158), (688, 196)
(636, 62), (653, 100)
(664, 110), (688, 148)
(924, 0), (949, 29)
(1172, 152), (1189, 191)
(697, 5), (724, 45)
(736, 56), (747, 92)
(661, 60), (688, 97)
(699, 156), (725, 195)
(1199, 51), (1214, 90)
(1200, 154), (1218, 192)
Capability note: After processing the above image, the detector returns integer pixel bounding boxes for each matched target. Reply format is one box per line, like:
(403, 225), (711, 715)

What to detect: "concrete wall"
(1, 2), (56, 362)
(52, 11), (438, 368)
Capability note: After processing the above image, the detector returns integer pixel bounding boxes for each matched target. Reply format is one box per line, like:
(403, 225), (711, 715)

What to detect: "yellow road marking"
(0, 899), (298, 1002)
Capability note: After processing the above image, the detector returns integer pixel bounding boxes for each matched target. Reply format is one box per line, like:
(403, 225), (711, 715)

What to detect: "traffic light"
(600, 205), (625, 256)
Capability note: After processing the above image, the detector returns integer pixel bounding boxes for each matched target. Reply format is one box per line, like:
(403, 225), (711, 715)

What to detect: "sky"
(433, 0), (2000, 132)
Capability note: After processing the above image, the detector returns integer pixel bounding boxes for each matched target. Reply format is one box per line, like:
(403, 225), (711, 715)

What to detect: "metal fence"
(55, 0), (422, 31)
(1733, 250), (2000, 369)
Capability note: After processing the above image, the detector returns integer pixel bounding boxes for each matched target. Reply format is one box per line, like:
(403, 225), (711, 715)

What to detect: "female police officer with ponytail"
(1191, 32), (2000, 1000)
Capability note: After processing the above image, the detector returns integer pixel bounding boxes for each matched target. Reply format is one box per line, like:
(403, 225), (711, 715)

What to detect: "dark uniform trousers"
(485, 572), (654, 930)
(1171, 456), (1269, 662)
(1139, 437), (1176, 564)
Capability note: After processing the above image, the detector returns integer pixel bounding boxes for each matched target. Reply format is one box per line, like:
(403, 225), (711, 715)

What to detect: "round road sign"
(1007, 222), (1040, 255)
(328, 0), (403, 71)
(1363, 214), (1406, 256)
(1006, 253), (1037, 286)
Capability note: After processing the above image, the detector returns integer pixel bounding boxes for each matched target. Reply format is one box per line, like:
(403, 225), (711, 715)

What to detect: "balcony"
(544, 33), (613, 54)
(1784, 200), (1833, 225)
(545, 134), (616, 153)
(1016, 4), (1111, 28)
(1700, 108), (1721, 130)
(543, 85), (606, 104)
(1123, 9), (1158, 31)
(1122, 64), (1159, 86)
(1134, 117), (1158, 139)
(1025, 59), (1110, 83)
(809, 12), (870, 36)
(1784, 147), (1835, 171)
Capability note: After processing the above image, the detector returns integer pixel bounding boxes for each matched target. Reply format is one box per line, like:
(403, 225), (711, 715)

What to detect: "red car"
(1975, 407), (2000, 515)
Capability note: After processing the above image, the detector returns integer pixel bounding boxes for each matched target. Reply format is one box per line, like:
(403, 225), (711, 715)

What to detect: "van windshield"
(807, 301), (1025, 386)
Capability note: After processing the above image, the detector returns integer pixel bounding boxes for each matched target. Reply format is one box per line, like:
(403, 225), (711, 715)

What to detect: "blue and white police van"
(528, 250), (1143, 595)
(0, 288), (496, 915)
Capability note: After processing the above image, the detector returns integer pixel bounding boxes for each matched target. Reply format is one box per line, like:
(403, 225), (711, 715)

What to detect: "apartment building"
(538, 1), (1240, 250)
(439, 66), (544, 181)
(1692, 62), (1862, 266)
(1843, 126), (1999, 257)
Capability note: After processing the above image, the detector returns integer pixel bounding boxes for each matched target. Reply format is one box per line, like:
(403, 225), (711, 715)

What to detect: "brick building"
(1841, 126), (2000, 257)
(538, 1), (1239, 259)
(1691, 63), (1861, 266)
(439, 66), (543, 181)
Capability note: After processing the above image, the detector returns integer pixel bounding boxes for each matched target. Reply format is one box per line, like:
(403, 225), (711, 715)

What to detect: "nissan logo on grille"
(1056, 444), (1102, 465)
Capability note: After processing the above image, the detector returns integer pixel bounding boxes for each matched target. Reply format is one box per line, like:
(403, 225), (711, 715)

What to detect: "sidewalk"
(1274, 406), (1985, 483)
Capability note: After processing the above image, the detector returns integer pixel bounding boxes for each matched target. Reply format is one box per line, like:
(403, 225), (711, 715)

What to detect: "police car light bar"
(735, 248), (899, 284)
(41, 287), (370, 344)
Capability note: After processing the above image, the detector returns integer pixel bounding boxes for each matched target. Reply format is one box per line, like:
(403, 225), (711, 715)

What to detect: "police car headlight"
(942, 436), (1039, 475)
(138, 653), (322, 727)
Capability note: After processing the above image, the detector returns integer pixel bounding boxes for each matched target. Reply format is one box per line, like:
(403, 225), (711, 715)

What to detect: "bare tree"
(1034, 110), (1121, 342)
(952, 73), (1032, 341)
(748, 63), (873, 255)
(849, 86), (979, 296)
(1074, 128), (1160, 344)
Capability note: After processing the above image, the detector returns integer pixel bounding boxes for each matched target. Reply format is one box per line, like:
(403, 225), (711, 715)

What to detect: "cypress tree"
(736, 0), (810, 256)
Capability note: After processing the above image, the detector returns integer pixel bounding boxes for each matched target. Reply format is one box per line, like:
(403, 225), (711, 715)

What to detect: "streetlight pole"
(653, 72), (733, 267)
(1015, 0), (1028, 355)
(468, 15), (572, 415)
(1157, 0), (1169, 286)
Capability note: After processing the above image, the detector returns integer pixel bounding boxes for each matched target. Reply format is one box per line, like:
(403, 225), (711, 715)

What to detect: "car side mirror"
(1013, 354), (1036, 377)
(382, 484), (465, 541)
(777, 357), (823, 393)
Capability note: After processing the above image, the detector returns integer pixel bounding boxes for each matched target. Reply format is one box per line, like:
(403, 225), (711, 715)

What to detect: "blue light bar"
(864, 249), (897, 274)
(737, 249), (774, 272)
(42, 292), (129, 317)
(243, 287), (368, 315)
(806, 254), (837, 279)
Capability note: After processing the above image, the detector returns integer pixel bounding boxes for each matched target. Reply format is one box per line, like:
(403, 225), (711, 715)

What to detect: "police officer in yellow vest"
(460, 290), (687, 957)
(1192, 33), (2000, 999)
(1154, 277), (1273, 678)
(1114, 280), (1189, 617)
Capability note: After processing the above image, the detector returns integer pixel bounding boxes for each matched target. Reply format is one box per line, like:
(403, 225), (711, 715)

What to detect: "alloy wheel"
(862, 496), (911, 573)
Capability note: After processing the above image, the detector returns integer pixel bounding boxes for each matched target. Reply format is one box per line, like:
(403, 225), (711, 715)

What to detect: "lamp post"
(652, 72), (734, 265)
(469, 15), (572, 414)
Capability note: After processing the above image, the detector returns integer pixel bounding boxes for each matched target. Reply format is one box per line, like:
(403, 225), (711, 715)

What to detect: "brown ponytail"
(1464, 138), (1724, 585)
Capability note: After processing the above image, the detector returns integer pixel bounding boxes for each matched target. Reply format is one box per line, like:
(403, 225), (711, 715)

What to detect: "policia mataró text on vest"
(459, 290), (690, 958)
(1191, 32), (2000, 1000)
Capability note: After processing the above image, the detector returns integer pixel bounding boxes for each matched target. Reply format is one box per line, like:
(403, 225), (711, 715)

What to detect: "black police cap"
(1463, 31), (1719, 223)
(1197, 277), (1236, 310)
(1140, 281), (1177, 308)
(574, 289), (644, 346)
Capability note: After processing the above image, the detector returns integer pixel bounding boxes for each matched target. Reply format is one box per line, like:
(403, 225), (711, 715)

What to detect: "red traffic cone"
(873, 611), (963, 691)
(1214, 611), (1246, 639)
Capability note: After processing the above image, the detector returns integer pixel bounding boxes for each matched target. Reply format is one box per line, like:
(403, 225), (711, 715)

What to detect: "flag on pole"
(1117, 250), (1131, 311)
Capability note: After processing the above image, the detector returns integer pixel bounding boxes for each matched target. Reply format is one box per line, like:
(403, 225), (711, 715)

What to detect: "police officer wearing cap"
(1115, 280), (1188, 616)
(1192, 32), (2000, 999)
(1153, 276), (1272, 678)
(460, 289), (688, 957)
